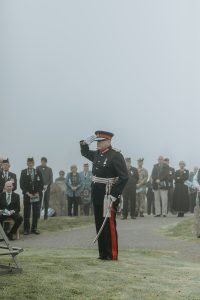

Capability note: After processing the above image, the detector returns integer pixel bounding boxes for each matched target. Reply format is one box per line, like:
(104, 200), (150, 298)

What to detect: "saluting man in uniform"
(80, 130), (128, 260)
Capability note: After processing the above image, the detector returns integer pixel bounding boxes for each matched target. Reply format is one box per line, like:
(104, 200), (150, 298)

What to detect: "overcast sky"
(0, 0), (200, 183)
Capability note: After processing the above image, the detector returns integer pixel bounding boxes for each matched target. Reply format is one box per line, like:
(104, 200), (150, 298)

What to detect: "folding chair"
(0, 222), (23, 274)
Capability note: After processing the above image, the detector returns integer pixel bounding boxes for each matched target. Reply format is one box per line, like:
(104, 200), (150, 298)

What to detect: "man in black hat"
(0, 159), (17, 193)
(37, 157), (53, 220)
(20, 157), (43, 235)
(80, 131), (128, 260)
(122, 158), (139, 219)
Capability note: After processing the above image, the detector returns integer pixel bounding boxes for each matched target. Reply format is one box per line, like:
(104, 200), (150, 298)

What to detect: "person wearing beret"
(80, 130), (128, 260)
(20, 157), (43, 235)
(122, 157), (139, 219)
(0, 158), (17, 193)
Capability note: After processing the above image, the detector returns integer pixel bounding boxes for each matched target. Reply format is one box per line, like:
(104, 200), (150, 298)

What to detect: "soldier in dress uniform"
(20, 157), (43, 235)
(80, 130), (128, 260)
(122, 158), (139, 219)
(0, 158), (17, 193)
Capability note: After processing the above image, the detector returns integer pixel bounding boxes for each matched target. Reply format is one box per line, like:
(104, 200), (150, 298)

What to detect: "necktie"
(7, 193), (11, 205)
(5, 172), (8, 180)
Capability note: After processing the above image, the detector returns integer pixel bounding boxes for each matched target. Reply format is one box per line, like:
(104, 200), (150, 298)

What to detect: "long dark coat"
(173, 169), (189, 212)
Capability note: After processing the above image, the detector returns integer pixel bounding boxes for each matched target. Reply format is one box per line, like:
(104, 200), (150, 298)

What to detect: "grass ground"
(1, 216), (200, 300)
(1, 248), (200, 300)
(160, 217), (199, 241)
(38, 216), (94, 232)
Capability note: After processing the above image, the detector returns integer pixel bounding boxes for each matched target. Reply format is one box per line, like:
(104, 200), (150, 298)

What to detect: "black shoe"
(31, 230), (40, 235)
(163, 214), (167, 217)
(97, 256), (105, 260)
(103, 256), (112, 261)
(24, 231), (30, 235)
(131, 216), (136, 219)
(154, 214), (161, 217)
(121, 216), (127, 220)
(140, 213), (144, 217)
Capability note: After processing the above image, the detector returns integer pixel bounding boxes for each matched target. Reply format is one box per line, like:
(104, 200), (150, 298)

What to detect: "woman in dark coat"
(173, 161), (189, 217)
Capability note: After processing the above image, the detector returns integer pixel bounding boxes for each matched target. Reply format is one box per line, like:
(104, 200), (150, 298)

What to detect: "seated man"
(0, 181), (23, 240)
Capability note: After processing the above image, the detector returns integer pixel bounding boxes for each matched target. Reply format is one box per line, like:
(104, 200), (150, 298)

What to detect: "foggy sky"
(1, 0), (200, 184)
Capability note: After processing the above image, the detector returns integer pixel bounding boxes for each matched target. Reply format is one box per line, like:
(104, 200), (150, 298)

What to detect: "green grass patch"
(1, 248), (200, 300)
(160, 217), (199, 241)
(19, 216), (94, 234)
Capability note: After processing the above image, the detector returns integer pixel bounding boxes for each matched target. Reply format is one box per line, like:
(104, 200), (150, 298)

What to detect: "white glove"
(43, 185), (48, 192)
(109, 195), (117, 203)
(84, 135), (96, 145)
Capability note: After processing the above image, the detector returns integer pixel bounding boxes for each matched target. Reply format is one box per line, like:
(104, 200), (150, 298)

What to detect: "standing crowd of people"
(0, 152), (199, 241)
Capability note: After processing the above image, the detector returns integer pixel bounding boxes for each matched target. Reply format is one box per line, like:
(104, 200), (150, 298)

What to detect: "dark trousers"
(82, 203), (90, 216)
(1, 213), (23, 234)
(122, 189), (136, 218)
(39, 187), (50, 220)
(168, 188), (174, 213)
(147, 189), (155, 215)
(94, 204), (118, 260)
(68, 196), (79, 216)
(23, 195), (40, 232)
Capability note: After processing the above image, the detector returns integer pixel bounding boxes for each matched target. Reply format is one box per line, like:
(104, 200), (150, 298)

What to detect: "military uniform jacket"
(151, 163), (170, 190)
(81, 144), (128, 205)
(20, 168), (43, 195)
(0, 171), (17, 193)
(36, 165), (53, 186)
(0, 192), (21, 213)
(123, 166), (139, 191)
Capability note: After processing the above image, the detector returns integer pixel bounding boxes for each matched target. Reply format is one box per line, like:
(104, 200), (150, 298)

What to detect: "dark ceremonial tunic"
(0, 192), (23, 234)
(168, 166), (175, 213)
(80, 144), (128, 260)
(151, 163), (170, 190)
(0, 171), (17, 193)
(122, 166), (139, 218)
(173, 169), (189, 213)
(20, 168), (43, 232)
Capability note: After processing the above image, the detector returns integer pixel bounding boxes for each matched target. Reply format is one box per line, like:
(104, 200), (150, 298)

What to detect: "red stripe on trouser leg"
(109, 208), (118, 260)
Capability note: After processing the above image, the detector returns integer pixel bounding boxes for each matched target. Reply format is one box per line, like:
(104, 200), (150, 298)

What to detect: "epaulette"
(112, 148), (121, 153)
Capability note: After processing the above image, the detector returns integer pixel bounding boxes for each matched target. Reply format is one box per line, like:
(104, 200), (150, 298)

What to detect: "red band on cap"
(96, 133), (112, 140)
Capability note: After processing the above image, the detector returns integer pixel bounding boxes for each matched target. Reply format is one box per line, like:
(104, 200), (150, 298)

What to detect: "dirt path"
(15, 214), (200, 262)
